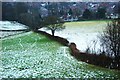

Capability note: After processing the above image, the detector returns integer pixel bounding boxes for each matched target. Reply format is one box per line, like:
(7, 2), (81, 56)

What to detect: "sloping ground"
(0, 21), (29, 38)
(0, 21), (28, 30)
(39, 20), (109, 52)
(1, 32), (120, 79)
(0, 31), (25, 38)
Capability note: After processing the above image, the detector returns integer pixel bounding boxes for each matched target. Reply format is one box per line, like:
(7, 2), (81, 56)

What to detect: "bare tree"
(44, 16), (65, 36)
(100, 19), (120, 67)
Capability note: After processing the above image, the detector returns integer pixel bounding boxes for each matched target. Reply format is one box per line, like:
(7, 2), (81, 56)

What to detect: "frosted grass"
(1, 48), (118, 78)
(1, 21), (119, 79)
(1, 33), (119, 79)
(0, 21), (28, 30)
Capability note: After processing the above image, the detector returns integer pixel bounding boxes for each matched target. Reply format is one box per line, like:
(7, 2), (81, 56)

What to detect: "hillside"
(1, 32), (120, 79)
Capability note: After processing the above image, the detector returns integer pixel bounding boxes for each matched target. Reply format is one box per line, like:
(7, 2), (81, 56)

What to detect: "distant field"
(64, 20), (109, 33)
(50, 20), (110, 51)
(43, 20), (108, 34)
(1, 32), (120, 79)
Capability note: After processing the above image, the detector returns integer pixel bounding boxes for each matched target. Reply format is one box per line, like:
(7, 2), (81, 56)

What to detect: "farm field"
(1, 31), (120, 79)
(40, 20), (109, 52)
(0, 21), (28, 38)
(0, 21), (28, 30)
(1, 1), (120, 79)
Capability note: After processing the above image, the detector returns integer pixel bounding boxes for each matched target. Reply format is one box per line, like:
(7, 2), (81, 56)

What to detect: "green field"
(1, 31), (120, 79)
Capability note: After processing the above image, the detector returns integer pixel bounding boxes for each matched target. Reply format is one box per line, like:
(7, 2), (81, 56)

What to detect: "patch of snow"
(0, 21), (28, 30)
(0, 31), (24, 38)
(39, 28), (101, 52)
(1, 31), (32, 40)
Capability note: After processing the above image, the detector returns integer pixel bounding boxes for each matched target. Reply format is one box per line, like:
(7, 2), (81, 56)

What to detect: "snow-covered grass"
(0, 21), (28, 30)
(39, 20), (109, 52)
(0, 21), (29, 39)
(1, 32), (120, 79)
(0, 31), (25, 38)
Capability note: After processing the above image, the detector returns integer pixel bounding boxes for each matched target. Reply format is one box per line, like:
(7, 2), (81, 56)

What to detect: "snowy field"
(0, 21), (28, 38)
(0, 31), (25, 38)
(1, 21), (120, 79)
(0, 21), (28, 30)
(1, 32), (120, 79)
(39, 21), (108, 52)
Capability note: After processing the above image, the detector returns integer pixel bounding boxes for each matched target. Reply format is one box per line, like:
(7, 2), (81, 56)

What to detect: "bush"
(35, 30), (69, 46)
(99, 19), (120, 68)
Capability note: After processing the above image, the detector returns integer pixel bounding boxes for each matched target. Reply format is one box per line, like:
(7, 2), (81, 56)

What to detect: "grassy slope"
(1, 31), (120, 78)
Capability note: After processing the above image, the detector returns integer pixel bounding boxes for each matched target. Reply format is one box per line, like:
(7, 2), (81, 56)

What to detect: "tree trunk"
(32, 27), (38, 32)
(51, 30), (55, 36)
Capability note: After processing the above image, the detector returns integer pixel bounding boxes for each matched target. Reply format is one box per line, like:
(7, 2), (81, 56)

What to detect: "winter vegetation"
(39, 20), (108, 52)
(1, 1), (120, 79)
(0, 21), (28, 38)
(99, 19), (120, 69)
(43, 16), (65, 36)
(0, 21), (28, 30)
(1, 31), (120, 79)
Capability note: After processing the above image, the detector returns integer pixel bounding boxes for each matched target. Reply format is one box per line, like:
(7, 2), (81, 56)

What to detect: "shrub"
(99, 19), (120, 68)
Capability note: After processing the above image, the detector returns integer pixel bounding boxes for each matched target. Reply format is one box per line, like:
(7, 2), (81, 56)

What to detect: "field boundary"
(1, 30), (31, 40)
(35, 30), (120, 70)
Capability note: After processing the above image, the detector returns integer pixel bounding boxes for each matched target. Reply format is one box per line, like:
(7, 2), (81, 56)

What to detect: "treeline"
(82, 8), (106, 20)
(2, 2), (120, 21)
(2, 2), (43, 31)
(2, 2), (29, 21)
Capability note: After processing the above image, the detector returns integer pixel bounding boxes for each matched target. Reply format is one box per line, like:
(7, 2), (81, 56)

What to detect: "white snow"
(1, 46), (116, 78)
(39, 27), (102, 52)
(1, 31), (118, 78)
(1, 21), (118, 78)
(0, 21), (29, 38)
(0, 21), (28, 30)
(1, 21), (105, 52)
